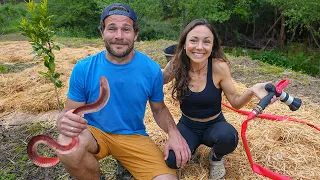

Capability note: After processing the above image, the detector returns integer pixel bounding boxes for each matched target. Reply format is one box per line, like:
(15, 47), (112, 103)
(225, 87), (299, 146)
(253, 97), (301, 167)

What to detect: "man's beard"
(104, 40), (134, 59)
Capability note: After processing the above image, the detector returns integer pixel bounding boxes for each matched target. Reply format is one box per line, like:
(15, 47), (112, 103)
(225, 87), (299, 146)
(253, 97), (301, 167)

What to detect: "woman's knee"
(221, 130), (239, 146)
(213, 131), (239, 157)
(165, 150), (179, 169)
(205, 125), (239, 154)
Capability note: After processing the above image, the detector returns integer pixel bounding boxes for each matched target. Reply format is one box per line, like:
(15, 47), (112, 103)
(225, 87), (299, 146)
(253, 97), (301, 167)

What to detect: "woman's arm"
(214, 60), (270, 109)
(162, 60), (175, 84)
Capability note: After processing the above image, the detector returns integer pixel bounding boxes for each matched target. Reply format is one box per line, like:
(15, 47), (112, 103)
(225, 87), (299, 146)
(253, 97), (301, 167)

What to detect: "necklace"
(190, 63), (207, 72)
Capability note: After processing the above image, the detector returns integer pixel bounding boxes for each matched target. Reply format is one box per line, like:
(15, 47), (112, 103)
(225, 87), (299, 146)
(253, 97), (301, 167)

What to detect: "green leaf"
(38, 71), (49, 77)
(50, 77), (62, 88)
(48, 52), (55, 59)
(43, 55), (49, 61)
(53, 45), (60, 51)
(55, 80), (63, 88)
(48, 61), (55, 73)
(53, 73), (60, 78)
(44, 60), (49, 68)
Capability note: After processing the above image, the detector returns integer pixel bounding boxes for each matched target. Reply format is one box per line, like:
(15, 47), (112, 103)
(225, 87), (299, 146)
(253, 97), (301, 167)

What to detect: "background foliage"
(0, 0), (319, 76)
(1, 0), (319, 44)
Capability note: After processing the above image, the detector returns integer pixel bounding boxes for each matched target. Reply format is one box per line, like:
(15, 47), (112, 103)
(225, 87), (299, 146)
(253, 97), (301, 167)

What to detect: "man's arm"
(149, 100), (191, 168)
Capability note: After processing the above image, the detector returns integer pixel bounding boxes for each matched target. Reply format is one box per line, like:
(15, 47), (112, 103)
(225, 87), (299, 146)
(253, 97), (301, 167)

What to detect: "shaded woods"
(1, 0), (319, 49)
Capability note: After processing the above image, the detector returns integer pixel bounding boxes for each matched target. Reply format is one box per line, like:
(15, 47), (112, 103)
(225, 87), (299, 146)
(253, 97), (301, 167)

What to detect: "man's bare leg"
(153, 174), (178, 180)
(57, 129), (101, 180)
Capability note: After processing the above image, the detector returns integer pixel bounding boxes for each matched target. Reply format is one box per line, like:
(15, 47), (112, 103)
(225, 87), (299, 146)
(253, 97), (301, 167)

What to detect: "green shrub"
(0, 3), (27, 34)
(249, 49), (320, 77)
(47, 0), (101, 38)
(226, 44), (319, 77)
(55, 27), (91, 38)
(138, 18), (181, 41)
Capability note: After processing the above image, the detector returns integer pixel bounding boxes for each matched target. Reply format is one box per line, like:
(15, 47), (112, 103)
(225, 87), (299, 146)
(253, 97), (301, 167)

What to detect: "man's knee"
(56, 131), (98, 167)
(57, 133), (73, 145)
(165, 150), (179, 169)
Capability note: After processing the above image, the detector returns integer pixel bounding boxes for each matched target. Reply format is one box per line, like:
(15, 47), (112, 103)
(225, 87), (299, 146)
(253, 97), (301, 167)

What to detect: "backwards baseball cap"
(100, 3), (137, 22)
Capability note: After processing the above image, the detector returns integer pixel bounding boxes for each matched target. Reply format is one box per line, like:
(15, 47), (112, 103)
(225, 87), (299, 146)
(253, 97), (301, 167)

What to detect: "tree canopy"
(2, 0), (319, 48)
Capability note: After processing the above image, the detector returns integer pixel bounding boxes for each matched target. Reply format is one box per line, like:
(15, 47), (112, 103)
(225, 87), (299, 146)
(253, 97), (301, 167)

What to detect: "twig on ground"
(0, 110), (15, 119)
(7, 157), (15, 165)
(19, 138), (27, 145)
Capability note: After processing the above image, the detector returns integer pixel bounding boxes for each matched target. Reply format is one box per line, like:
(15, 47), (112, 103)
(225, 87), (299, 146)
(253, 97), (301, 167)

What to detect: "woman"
(162, 19), (277, 179)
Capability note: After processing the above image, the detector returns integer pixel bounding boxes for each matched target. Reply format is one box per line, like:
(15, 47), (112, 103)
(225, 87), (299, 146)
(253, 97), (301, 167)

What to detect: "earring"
(210, 51), (214, 57)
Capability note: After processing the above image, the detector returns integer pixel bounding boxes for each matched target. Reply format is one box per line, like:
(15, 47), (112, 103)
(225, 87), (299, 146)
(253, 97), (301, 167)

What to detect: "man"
(56, 3), (191, 180)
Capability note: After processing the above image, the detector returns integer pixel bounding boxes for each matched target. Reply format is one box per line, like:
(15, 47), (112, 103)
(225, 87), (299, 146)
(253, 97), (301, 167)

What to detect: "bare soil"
(229, 56), (320, 104)
(0, 40), (319, 180)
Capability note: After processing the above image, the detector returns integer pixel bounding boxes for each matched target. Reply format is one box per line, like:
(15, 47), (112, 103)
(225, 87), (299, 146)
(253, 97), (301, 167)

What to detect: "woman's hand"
(250, 82), (279, 103)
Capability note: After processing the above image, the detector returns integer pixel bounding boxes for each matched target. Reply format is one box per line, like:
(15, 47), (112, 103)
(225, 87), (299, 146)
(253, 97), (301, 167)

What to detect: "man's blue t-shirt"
(67, 50), (164, 136)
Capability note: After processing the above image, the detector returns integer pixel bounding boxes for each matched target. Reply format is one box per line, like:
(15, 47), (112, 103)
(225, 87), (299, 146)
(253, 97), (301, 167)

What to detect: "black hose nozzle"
(253, 83), (302, 115)
(265, 83), (302, 111)
(278, 91), (302, 111)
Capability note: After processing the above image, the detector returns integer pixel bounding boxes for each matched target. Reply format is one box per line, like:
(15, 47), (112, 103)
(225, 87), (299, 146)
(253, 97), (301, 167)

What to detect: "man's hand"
(163, 130), (191, 168)
(56, 109), (88, 137)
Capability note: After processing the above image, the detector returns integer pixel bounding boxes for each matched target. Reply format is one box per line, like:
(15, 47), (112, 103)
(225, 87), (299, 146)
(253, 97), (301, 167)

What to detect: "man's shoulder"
(78, 50), (105, 64)
(135, 50), (160, 68)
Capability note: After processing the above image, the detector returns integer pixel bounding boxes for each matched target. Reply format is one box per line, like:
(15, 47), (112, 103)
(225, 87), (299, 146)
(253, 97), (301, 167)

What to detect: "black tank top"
(180, 58), (222, 118)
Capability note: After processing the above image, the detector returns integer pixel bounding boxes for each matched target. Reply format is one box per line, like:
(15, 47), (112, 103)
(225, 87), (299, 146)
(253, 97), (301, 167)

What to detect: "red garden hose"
(222, 79), (320, 180)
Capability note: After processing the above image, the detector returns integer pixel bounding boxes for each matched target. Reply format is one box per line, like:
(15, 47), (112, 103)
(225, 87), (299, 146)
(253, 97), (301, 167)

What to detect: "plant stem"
(54, 84), (62, 111)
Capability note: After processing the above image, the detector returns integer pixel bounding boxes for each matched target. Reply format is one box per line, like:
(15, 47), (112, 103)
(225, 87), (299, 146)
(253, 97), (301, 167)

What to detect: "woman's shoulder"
(212, 58), (230, 72)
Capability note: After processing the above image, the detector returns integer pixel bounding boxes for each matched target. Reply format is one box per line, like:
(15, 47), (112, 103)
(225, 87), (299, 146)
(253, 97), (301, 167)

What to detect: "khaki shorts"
(88, 126), (176, 179)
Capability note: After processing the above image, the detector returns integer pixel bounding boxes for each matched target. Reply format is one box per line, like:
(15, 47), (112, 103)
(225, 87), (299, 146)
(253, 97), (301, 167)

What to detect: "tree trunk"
(280, 14), (286, 50)
(225, 25), (228, 42)
(182, 3), (187, 27)
(272, 8), (278, 37)
(252, 18), (256, 40)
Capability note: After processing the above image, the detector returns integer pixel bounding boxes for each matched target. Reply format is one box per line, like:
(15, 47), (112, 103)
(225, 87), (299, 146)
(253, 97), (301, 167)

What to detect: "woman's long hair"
(171, 18), (228, 103)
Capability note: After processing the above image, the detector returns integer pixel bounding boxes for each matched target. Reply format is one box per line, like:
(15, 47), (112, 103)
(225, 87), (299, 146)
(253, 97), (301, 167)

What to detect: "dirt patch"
(0, 40), (320, 180)
(0, 62), (37, 74)
(230, 56), (320, 104)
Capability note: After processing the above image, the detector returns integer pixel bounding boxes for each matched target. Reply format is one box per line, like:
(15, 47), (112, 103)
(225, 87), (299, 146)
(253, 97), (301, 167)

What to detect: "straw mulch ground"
(0, 40), (319, 179)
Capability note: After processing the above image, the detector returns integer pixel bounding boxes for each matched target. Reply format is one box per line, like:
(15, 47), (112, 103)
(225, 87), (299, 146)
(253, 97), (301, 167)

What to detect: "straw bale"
(0, 41), (34, 63)
(144, 82), (320, 179)
(1, 40), (320, 179)
(0, 41), (103, 113)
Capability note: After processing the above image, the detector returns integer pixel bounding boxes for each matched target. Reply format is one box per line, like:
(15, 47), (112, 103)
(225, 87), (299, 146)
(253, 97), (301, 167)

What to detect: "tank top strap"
(206, 58), (213, 82)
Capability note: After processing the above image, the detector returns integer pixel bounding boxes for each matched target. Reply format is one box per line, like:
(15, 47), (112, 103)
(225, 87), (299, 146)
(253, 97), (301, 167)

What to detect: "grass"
(0, 169), (17, 180)
(0, 62), (37, 74)
(54, 36), (103, 48)
(0, 64), (10, 73)
(255, 62), (285, 75)
(0, 32), (103, 48)
(0, 32), (29, 41)
(226, 47), (320, 77)
(0, 123), (38, 180)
